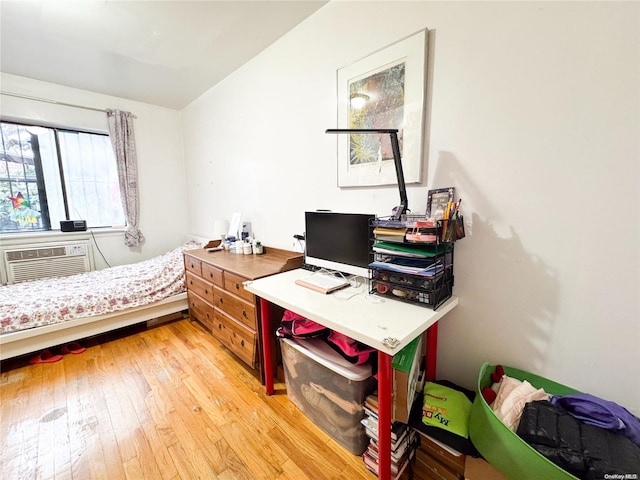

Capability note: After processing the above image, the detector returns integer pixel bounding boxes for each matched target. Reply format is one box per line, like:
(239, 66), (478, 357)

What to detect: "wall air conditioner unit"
(3, 241), (95, 284)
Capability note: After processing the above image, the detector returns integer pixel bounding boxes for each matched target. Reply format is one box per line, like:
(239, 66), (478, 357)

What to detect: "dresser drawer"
(210, 310), (229, 346)
(187, 291), (214, 331)
(184, 255), (202, 276)
(213, 286), (257, 330)
(186, 272), (214, 302)
(202, 263), (224, 287)
(212, 309), (257, 368)
(183, 247), (303, 382)
(224, 272), (254, 302)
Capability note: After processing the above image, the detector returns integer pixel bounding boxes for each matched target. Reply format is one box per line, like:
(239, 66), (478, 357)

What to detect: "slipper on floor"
(29, 349), (63, 364)
(61, 342), (86, 355)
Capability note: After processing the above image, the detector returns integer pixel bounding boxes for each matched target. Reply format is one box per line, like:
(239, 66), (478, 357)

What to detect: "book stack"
(361, 393), (417, 480)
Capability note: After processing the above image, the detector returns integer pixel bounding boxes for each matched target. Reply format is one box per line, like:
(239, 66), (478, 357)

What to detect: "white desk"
(244, 268), (458, 480)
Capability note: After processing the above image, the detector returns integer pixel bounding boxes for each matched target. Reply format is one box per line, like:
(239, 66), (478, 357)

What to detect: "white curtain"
(106, 109), (144, 247)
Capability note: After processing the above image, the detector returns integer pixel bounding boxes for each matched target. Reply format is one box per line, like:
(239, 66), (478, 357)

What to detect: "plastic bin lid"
(281, 337), (373, 381)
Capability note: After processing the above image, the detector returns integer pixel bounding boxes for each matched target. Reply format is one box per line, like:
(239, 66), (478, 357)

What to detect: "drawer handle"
(189, 280), (193, 285)
(191, 263), (195, 268)
(235, 283), (240, 290)
(218, 323), (223, 330)
(219, 298), (223, 304)
(205, 289), (209, 295)
(240, 340), (245, 347)
(242, 310), (247, 318)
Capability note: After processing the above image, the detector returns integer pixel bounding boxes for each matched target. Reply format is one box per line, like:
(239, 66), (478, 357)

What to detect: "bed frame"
(0, 292), (188, 361)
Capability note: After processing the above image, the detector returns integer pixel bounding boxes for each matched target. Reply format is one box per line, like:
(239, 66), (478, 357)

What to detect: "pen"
(453, 199), (462, 218)
(444, 201), (452, 220)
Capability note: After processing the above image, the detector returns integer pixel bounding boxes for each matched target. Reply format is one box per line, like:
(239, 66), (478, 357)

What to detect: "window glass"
(0, 123), (46, 231)
(58, 130), (124, 227)
(0, 121), (125, 233)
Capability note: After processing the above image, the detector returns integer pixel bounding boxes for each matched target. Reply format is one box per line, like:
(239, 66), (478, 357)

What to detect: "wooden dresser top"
(183, 246), (303, 280)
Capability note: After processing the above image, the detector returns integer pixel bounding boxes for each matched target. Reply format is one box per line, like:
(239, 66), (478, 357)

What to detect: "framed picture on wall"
(335, 29), (428, 187)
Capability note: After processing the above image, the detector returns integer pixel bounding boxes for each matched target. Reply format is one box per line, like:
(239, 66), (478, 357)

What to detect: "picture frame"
(227, 212), (242, 239)
(426, 187), (455, 218)
(335, 29), (428, 187)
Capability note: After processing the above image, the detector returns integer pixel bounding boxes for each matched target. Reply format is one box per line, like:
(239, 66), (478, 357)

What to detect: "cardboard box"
(413, 448), (462, 480)
(392, 333), (424, 423)
(416, 430), (466, 475)
(464, 456), (508, 480)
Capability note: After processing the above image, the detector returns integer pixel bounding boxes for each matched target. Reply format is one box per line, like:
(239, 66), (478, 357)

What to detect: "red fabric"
(276, 310), (328, 339)
(326, 331), (375, 365)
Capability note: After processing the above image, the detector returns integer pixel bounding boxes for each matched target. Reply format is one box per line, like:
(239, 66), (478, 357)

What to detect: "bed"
(0, 239), (204, 360)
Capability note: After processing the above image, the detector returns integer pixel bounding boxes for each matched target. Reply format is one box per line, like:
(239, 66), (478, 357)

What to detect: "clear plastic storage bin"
(280, 337), (377, 455)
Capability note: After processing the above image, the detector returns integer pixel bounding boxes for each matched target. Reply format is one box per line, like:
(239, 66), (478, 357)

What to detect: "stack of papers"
(371, 242), (447, 276)
(373, 227), (407, 243)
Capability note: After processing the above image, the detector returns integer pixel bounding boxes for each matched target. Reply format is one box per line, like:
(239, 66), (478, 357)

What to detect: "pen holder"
(439, 216), (465, 243)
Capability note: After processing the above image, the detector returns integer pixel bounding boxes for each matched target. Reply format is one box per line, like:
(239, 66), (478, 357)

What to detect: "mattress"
(0, 240), (203, 335)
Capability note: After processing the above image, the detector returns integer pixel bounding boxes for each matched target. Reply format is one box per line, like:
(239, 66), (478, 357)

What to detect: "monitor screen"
(304, 211), (375, 278)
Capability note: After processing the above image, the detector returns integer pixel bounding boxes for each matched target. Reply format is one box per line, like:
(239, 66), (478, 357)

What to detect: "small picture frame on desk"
(426, 187), (455, 218)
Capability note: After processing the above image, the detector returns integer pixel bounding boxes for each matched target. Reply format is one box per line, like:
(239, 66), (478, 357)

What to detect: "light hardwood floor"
(0, 319), (375, 480)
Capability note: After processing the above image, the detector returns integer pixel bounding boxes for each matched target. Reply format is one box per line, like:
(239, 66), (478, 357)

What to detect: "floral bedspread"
(0, 240), (204, 334)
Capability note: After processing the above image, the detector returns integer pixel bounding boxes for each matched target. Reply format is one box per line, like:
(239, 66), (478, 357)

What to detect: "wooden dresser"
(183, 246), (303, 381)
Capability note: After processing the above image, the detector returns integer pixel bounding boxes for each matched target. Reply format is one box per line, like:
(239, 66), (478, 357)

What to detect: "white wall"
(0, 73), (189, 268)
(182, 2), (640, 413)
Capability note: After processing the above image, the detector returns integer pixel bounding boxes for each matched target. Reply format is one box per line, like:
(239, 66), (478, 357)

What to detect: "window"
(0, 121), (125, 233)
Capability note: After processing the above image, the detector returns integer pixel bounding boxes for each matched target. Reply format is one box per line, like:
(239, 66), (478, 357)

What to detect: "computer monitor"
(304, 211), (375, 278)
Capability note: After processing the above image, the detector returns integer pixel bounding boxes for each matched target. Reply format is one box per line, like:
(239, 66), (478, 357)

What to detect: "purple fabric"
(550, 393), (640, 446)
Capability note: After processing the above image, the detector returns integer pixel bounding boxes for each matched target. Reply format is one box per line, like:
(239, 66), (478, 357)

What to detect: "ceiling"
(0, 0), (328, 109)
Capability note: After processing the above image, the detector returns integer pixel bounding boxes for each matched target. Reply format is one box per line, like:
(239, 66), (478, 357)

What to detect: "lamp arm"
(388, 131), (408, 219)
(326, 128), (408, 220)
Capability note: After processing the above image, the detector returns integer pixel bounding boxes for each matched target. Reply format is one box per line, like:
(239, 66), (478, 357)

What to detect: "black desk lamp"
(326, 128), (408, 220)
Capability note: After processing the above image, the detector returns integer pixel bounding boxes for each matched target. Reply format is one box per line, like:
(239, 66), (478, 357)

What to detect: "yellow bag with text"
(422, 382), (472, 438)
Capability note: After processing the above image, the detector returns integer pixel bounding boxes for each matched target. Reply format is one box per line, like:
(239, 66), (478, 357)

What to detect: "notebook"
(295, 273), (350, 294)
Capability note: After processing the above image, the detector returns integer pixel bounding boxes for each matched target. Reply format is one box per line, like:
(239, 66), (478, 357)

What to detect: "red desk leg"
(378, 351), (392, 480)
(260, 298), (274, 395)
(425, 322), (438, 381)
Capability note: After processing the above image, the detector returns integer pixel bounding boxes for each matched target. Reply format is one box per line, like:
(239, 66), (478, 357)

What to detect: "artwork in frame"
(426, 187), (455, 219)
(336, 29), (428, 187)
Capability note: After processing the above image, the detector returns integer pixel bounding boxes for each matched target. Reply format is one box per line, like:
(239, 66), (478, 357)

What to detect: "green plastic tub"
(468, 362), (582, 480)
